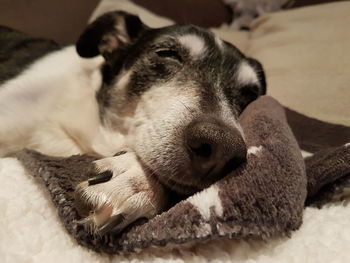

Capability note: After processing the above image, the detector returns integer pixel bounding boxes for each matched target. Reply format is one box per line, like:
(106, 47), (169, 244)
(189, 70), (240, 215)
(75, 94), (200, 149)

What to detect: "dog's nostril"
(185, 117), (247, 179)
(239, 26), (250, 31)
(190, 143), (212, 158)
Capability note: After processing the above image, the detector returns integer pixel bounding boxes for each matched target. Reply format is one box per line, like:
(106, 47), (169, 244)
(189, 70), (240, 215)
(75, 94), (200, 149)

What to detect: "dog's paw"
(74, 151), (167, 235)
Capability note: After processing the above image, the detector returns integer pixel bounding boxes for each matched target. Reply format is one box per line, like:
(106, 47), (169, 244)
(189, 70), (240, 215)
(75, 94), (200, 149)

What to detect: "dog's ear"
(76, 11), (148, 58)
(236, 58), (266, 110)
(247, 58), (266, 95)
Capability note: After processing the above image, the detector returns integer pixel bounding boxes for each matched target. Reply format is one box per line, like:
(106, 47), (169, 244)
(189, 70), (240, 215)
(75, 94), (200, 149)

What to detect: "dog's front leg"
(75, 151), (168, 235)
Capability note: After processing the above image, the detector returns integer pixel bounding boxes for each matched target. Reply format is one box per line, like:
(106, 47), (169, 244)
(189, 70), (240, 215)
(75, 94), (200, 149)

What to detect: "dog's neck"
(59, 49), (129, 157)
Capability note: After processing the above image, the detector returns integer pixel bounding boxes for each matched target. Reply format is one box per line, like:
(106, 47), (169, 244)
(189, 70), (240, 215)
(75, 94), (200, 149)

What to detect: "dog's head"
(76, 11), (266, 194)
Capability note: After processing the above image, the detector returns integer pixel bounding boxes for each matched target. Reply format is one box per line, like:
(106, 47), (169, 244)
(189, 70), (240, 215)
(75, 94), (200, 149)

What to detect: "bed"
(1, 1), (350, 262)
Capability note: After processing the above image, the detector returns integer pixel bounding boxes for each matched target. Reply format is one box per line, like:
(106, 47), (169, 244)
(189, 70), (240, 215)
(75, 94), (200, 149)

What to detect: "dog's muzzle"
(184, 117), (247, 181)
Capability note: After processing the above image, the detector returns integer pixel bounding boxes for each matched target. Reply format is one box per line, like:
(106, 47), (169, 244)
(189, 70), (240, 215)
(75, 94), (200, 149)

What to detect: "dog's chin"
(135, 145), (212, 195)
(155, 175), (203, 195)
(139, 161), (211, 195)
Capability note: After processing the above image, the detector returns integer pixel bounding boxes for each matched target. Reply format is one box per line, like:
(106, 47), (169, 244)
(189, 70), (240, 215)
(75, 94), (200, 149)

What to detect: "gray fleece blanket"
(16, 96), (350, 254)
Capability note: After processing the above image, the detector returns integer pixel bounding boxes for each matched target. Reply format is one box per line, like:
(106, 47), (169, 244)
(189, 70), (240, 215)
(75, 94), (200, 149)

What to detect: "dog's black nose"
(185, 118), (247, 179)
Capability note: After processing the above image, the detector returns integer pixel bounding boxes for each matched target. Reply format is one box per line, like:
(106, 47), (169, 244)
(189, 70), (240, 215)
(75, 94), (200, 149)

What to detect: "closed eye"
(155, 49), (182, 62)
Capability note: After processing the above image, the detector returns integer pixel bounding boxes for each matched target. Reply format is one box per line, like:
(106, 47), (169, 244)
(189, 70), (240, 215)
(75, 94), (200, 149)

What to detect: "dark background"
(0, 0), (344, 44)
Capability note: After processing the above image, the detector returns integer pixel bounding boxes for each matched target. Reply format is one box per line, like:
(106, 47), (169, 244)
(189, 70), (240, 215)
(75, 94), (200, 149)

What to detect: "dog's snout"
(185, 118), (247, 179)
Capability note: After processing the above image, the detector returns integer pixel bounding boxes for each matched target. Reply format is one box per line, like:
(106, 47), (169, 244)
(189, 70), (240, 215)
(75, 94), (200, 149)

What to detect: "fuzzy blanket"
(13, 96), (350, 255)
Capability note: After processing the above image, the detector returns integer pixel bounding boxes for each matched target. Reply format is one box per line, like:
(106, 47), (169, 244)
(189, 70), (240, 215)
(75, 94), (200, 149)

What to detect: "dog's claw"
(98, 214), (125, 235)
(114, 150), (127, 157)
(88, 170), (113, 185)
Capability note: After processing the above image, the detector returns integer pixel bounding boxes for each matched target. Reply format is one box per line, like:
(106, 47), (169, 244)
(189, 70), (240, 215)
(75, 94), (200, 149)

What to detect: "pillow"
(248, 2), (350, 126)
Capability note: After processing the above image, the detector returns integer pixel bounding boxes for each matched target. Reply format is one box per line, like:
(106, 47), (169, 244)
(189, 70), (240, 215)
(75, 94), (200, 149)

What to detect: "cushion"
(248, 2), (350, 126)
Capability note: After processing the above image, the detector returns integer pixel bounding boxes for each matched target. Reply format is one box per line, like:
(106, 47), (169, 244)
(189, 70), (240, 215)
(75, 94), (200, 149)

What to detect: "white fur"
(178, 34), (206, 58)
(217, 91), (245, 138)
(2, 157), (350, 262)
(301, 150), (314, 158)
(0, 46), (126, 157)
(188, 185), (223, 220)
(248, 145), (263, 155)
(215, 36), (224, 50)
(237, 61), (259, 85)
(123, 81), (202, 187)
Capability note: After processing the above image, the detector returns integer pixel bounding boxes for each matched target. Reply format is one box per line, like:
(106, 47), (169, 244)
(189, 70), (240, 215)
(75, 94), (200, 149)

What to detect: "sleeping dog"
(0, 11), (266, 234)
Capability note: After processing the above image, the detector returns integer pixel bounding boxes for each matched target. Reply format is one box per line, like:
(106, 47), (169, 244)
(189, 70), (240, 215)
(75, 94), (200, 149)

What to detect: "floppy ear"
(236, 58), (266, 111)
(247, 58), (266, 95)
(76, 11), (148, 58)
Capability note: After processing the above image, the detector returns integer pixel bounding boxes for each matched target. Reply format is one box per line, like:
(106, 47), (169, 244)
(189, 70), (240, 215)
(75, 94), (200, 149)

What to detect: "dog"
(0, 11), (266, 234)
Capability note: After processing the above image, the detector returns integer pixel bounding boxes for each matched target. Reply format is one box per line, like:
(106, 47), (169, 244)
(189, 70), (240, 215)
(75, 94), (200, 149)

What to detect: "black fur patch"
(0, 26), (60, 85)
(76, 11), (148, 59)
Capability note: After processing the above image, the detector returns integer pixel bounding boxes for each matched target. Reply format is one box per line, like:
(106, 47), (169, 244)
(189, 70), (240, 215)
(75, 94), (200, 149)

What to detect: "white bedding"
(1, 157), (350, 262)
